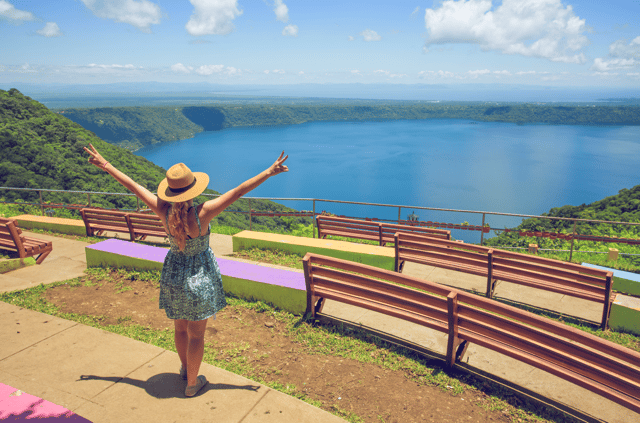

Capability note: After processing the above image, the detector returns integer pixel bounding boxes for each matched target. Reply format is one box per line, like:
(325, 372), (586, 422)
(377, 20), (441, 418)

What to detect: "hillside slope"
(0, 88), (308, 231)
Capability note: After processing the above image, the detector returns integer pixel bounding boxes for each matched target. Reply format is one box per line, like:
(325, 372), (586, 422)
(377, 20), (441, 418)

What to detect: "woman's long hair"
(168, 201), (190, 251)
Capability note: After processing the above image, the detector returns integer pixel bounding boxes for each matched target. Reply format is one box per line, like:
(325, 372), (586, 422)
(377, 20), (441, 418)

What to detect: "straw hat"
(157, 163), (209, 202)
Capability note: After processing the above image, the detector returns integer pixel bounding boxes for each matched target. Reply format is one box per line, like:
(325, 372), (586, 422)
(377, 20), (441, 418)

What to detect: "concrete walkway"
(1, 231), (638, 422)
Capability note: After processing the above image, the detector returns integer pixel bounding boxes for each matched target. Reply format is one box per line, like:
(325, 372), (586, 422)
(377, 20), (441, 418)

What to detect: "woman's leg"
(174, 319), (189, 371)
(186, 318), (209, 386)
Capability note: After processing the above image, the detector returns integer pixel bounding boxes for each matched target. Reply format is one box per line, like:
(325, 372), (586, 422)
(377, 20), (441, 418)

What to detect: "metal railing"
(2, 186), (639, 261)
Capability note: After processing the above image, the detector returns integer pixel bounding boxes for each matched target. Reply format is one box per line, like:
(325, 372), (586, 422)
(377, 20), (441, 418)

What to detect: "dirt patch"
(42, 270), (551, 423)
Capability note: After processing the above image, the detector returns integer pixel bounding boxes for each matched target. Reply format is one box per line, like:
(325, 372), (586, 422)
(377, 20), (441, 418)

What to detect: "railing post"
(312, 199), (316, 238)
(137, 197), (140, 212)
(398, 206), (401, 223)
(39, 190), (44, 216)
(87, 193), (91, 208)
(480, 212), (486, 245)
(569, 220), (577, 262)
(249, 199), (252, 231)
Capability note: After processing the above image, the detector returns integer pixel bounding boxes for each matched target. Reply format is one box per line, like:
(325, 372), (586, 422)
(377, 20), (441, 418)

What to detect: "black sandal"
(185, 375), (207, 397)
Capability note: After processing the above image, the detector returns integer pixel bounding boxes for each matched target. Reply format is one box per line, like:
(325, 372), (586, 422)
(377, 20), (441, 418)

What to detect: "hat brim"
(157, 172), (209, 202)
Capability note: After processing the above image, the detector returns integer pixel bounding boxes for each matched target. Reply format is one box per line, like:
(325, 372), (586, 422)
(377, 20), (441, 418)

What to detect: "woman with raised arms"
(84, 144), (288, 397)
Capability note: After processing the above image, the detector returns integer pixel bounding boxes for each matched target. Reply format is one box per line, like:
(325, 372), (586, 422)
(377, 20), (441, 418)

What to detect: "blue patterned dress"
(159, 204), (227, 321)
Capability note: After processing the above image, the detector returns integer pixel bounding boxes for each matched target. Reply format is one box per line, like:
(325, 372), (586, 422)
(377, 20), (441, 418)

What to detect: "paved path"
(1, 231), (638, 422)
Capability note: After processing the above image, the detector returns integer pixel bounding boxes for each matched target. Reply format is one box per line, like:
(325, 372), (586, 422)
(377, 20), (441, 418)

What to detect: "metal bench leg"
(314, 297), (326, 314)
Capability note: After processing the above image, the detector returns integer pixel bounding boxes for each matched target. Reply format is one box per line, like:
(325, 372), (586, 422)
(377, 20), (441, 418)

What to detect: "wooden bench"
(316, 215), (451, 246)
(125, 212), (167, 241)
(303, 253), (640, 414)
(0, 217), (52, 264)
(80, 208), (131, 239)
(394, 232), (614, 329)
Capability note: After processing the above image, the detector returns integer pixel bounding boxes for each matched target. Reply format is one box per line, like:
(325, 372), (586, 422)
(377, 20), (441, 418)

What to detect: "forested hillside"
(60, 103), (640, 151)
(485, 185), (640, 249)
(0, 88), (309, 231)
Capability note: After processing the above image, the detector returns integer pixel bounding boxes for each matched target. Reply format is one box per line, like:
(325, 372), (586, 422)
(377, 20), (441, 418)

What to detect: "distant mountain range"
(3, 82), (640, 104)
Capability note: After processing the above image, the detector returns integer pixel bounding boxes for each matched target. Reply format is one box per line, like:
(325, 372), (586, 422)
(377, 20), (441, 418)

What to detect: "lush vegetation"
(59, 102), (640, 151)
(0, 88), (311, 231)
(484, 185), (640, 271)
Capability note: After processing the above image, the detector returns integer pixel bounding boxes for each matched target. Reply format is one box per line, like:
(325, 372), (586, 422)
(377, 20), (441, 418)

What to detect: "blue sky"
(1, 0), (639, 87)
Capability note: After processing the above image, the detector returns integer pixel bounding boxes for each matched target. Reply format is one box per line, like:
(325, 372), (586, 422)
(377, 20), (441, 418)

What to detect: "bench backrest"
(453, 289), (640, 413)
(81, 208), (130, 230)
(491, 249), (612, 299)
(395, 231), (491, 276)
(381, 223), (451, 241)
(316, 215), (381, 241)
(317, 215), (452, 245)
(126, 212), (166, 234)
(0, 217), (25, 249)
(303, 252), (451, 333)
(303, 252), (640, 414)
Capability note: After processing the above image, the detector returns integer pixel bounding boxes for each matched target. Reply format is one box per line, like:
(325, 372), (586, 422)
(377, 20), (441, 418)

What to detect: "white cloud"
(195, 64), (225, 75)
(418, 70), (456, 78)
(282, 24), (298, 37)
(360, 29), (381, 41)
(171, 63), (193, 74)
(348, 35), (355, 41)
(0, 0), (35, 21)
(194, 64), (240, 76)
(186, 0), (242, 36)
(592, 37), (640, 72)
(273, 0), (288, 23)
(264, 70), (270, 74)
(374, 70), (390, 75)
(80, 0), (161, 33)
(351, 70), (361, 74)
(298, 71), (304, 75)
(493, 70), (511, 76)
(424, 0), (589, 64)
(516, 70), (537, 75)
(272, 69), (285, 74)
(411, 6), (421, 17)
(467, 69), (491, 78)
(37, 22), (62, 37)
(88, 63), (139, 69)
(591, 57), (637, 72)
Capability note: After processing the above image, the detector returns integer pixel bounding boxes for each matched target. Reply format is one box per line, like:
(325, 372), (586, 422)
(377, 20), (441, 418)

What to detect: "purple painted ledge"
(87, 239), (306, 291)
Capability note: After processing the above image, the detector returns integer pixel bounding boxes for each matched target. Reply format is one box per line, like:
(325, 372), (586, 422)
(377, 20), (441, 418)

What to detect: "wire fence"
(1, 186), (639, 261)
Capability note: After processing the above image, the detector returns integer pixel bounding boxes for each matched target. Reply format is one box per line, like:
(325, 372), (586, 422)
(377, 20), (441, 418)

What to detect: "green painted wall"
(612, 277), (640, 297)
(609, 303), (640, 336)
(16, 218), (86, 236)
(0, 257), (36, 274)
(85, 248), (163, 271)
(232, 236), (395, 271)
(221, 275), (306, 315)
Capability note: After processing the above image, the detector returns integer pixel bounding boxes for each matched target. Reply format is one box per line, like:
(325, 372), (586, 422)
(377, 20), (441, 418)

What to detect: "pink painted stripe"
(0, 383), (90, 421)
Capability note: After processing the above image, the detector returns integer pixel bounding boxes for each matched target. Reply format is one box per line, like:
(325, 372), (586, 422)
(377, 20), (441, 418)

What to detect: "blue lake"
(137, 119), (640, 242)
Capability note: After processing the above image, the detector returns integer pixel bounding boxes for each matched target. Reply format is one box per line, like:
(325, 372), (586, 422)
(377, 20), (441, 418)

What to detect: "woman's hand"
(83, 144), (109, 169)
(266, 151), (289, 177)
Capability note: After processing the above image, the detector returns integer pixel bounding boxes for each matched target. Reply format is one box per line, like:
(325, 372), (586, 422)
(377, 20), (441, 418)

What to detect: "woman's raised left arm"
(84, 144), (167, 215)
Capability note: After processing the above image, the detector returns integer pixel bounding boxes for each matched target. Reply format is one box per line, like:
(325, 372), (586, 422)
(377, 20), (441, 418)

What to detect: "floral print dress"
(158, 204), (227, 321)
